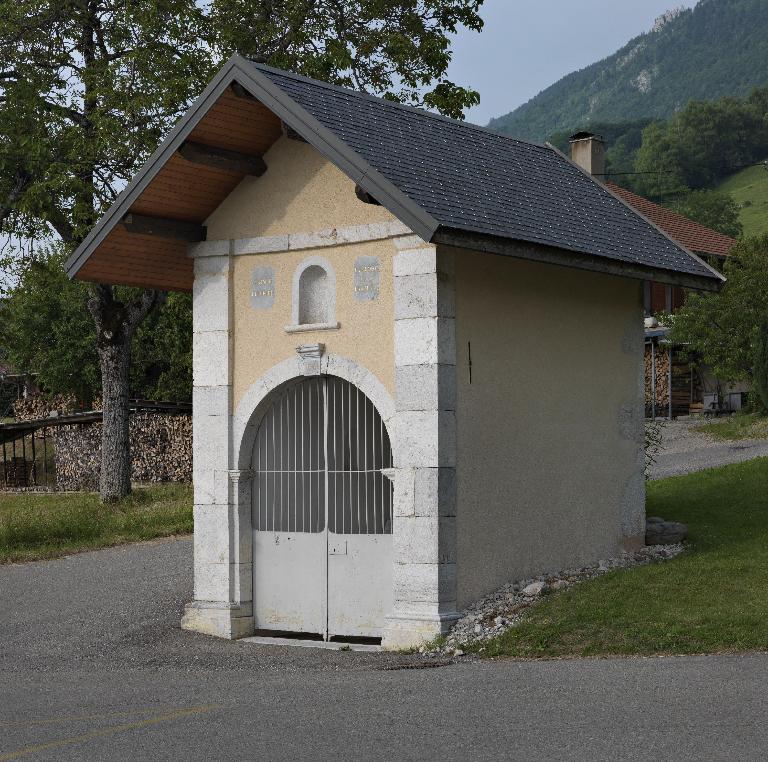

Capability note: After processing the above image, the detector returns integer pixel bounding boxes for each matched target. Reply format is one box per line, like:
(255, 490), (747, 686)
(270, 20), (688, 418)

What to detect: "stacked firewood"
(129, 413), (192, 483)
(644, 344), (670, 410)
(11, 394), (78, 422)
(53, 412), (192, 491)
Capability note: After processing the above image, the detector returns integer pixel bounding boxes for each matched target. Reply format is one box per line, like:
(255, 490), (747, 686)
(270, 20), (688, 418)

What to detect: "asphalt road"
(3, 538), (768, 760)
(649, 419), (768, 479)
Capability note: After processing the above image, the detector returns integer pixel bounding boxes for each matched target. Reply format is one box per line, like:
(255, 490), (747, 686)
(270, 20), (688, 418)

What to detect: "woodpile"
(644, 344), (670, 411)
(12, 394), (78, 422)
(53, 412), (192, 491)
(130, 413), (192, 483)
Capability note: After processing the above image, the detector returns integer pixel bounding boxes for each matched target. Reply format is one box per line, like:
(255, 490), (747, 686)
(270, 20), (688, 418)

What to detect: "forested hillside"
(489, 0), (768, 142)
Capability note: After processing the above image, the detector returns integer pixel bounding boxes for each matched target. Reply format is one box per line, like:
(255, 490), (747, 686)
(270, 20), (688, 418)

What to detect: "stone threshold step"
(242, 635), (383, 652)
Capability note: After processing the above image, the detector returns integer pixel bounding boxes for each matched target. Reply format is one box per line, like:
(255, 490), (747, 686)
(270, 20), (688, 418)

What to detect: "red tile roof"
(606, 181), (737, 258)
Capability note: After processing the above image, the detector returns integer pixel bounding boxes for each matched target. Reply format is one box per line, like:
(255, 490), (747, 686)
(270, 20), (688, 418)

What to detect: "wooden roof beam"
(178, 140), (267, 177)
(122, 213), (206, 242)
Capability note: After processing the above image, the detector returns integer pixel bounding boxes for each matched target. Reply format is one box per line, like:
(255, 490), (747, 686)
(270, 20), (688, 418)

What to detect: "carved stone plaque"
(251, 266), (275, 309)
(354, 256), (380, 301)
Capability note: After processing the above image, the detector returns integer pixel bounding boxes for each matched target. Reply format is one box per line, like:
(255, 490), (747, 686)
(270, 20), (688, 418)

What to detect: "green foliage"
(672, 189), (743, 238)
(633, 120), (689, 198)
(489, 0), (768, 141)
(0, 0), (214, 244)
(0, 483), (192, 564)
(0, 248), (99, 401)
(208, 0), (484, 120)
(634, 90), (768, 198)
(0, 248), (193, 402)
(717, 163), (768, 237)
(753, 314), (768, 409)
(132, 292), (193, 402)
(670, 235), (768, 383)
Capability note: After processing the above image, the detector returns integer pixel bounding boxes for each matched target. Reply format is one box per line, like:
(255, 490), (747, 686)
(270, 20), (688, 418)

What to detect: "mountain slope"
(489, 0), (768, 141)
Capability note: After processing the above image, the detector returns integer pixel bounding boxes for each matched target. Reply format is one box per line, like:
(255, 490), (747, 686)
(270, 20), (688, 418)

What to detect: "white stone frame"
(383, 235), (460, 649)
(233, 353), (397, 472)
(183, 347), (398, 641)
(284, 255), (340, 333)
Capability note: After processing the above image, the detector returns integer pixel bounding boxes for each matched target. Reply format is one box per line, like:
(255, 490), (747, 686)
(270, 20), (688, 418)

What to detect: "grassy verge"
(694, 412), (768, 441)
(0, 483), (192, 564)
(718, 164), (768, 238)
(473, 458), (768, 659)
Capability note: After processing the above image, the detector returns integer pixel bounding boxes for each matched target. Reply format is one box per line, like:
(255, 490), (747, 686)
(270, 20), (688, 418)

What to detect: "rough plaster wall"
(204, 136), (395, 240)
(232, 241), (396, 409)
(452, 246), (644, 608)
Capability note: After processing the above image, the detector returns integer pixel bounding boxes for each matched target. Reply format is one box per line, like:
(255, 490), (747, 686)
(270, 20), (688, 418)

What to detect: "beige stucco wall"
(201, 136), (397, 409)
(451, 246), (645, 608)
(205, 136), (395, 240)
(231, 241), (395, 408)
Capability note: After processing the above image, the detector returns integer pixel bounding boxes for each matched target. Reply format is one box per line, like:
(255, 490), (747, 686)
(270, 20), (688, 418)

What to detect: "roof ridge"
(249, 61), (552, 152)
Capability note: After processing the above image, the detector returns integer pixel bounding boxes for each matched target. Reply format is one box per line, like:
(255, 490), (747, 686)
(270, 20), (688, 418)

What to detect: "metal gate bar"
(253, 377), (393, 536)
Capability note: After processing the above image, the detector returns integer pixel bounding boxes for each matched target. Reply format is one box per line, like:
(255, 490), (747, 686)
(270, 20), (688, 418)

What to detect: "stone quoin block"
(414, 467), (457, 517)
(394, 272), (455, 320)
(391, 411), (456, 468)
(193, 502), (252, 565)
(393, 317), (456, 367)
(393, 247), (437, 277)
(393, 515), (457, 565)
(395, 364), (456, 412)
(192, 331), (232, 388)
(188, 239), (231, 259)
(392, 467), (416, 518)
(193, 560), (252, 603)
(234, 234), (289, 256)
(393, 562), (457, 603)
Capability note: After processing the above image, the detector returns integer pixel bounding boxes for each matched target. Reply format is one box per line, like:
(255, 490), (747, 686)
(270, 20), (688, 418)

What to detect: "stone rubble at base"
(419, 543), (685, 657)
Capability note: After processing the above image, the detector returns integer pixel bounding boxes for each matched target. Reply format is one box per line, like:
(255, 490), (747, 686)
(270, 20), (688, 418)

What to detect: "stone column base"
(181, 601), (254, 640)
(382, 611), (461, 650)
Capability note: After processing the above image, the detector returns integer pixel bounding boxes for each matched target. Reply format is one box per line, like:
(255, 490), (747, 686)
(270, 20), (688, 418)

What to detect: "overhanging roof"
(66, 55), (725, 292)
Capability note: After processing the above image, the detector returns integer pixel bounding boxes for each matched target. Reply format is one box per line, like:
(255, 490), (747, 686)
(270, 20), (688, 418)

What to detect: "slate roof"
(606, 182), (737, 258)
(255, 64), (720, 283)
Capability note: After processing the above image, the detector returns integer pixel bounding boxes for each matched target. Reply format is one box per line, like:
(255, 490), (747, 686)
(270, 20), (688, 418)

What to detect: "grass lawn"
(0, 483), (192, 564)
(473, 458), (768, 659)
(694, 412), (768, 441)
(718, 164), (768, 238)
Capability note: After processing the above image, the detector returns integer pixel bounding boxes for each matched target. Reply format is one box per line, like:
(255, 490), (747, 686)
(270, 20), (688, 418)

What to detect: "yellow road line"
(0, 709), (166, 728)
(0, 705), (220, 761)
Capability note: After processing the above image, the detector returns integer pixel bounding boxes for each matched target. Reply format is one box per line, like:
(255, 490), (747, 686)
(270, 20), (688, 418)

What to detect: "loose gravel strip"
(423, 544), (684, 657)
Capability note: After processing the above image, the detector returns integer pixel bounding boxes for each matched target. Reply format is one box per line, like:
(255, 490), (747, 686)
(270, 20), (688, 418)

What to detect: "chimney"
(568, 132), (605, 178)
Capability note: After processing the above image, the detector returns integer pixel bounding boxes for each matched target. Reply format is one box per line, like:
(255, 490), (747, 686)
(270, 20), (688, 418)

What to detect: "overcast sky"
(448, 0), (697, 126)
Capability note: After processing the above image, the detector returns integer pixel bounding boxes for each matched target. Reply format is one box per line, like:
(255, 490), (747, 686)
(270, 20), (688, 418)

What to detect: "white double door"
(252, 376), (393, 639)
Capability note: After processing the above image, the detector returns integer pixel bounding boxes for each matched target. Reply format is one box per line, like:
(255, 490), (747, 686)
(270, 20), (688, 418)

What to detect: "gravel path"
(649, 419), (768, 479)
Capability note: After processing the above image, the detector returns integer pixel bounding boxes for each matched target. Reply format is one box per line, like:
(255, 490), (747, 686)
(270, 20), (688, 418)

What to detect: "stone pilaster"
(383, 239), (459, 649)
(181, 247), (254, 639)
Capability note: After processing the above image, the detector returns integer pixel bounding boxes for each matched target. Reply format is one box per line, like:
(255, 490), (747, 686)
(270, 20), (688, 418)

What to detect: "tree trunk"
(98, 338), (132, 502)
(88, 284), (166, 503)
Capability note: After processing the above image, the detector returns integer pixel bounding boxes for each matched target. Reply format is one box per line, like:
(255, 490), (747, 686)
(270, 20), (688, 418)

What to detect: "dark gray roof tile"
(255, 64), (717, 282)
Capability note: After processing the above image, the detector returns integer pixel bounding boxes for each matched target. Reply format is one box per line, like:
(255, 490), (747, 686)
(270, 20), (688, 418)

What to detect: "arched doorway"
(252, 375), (393, 640)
